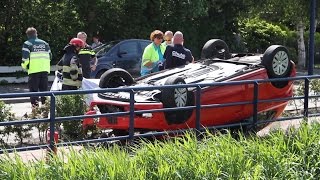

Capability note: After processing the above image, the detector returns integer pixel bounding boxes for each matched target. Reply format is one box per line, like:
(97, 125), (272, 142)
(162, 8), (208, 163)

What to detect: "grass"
(0, 123), (320, 179)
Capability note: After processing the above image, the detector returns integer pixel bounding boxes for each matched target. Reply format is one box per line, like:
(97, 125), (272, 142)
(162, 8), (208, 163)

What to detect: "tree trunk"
(297, 21), (306, 69)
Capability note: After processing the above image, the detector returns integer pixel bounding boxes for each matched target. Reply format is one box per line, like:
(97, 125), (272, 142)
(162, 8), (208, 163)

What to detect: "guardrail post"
(253, 82), (259, 126)
(303, 78), (310, 119)
(49, 93), (56, 154)
(195, 85), (201, 136)
(129, 90), (135, 140)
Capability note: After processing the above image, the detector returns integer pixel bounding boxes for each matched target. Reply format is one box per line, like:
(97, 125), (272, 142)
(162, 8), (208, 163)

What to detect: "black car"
(91, 39), (152, 78)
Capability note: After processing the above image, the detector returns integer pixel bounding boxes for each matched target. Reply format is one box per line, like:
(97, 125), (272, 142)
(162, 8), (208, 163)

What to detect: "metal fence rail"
(0, 75), (320, 154)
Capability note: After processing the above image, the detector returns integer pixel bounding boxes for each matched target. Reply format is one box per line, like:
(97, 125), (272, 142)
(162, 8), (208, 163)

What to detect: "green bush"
(239, 18), (287, 53)
(0, 101), (16, 145)
(56, 94), (88, 140)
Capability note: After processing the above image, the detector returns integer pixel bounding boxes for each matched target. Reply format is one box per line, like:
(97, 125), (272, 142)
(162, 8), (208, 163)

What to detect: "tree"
(242, 0), (312, 68)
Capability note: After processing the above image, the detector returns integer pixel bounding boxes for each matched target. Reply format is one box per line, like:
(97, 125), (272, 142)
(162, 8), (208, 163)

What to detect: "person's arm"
(56, 56), (63, 72)
(47, 42), (52, 61)
(142, 46), (153, 68)
(21, 41), (31, 70)
(187, 50), (194, 63)
(164, 46), (173, 69)
(91, 56), (98, 71)
(89, 48), (97, 71)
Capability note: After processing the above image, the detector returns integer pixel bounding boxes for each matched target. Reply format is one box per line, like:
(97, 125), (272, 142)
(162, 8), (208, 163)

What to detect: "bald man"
(164, 31), (193, 69)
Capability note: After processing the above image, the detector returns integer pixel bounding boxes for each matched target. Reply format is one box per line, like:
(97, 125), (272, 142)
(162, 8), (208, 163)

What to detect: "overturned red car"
(83, 39), (296, 136)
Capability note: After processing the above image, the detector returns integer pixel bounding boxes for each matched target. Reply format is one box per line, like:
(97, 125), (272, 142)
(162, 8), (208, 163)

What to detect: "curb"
(1, 97), (30, 104)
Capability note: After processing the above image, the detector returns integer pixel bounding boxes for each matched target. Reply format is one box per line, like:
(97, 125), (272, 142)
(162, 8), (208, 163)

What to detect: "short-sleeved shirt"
(164, 44), (193, 69)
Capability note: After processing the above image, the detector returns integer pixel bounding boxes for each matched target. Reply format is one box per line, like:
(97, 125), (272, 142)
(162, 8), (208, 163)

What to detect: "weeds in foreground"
(0, 123), (320, 179)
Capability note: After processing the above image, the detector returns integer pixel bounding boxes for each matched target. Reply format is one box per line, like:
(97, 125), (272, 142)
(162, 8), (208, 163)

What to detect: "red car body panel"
(83, 65), (296, 131)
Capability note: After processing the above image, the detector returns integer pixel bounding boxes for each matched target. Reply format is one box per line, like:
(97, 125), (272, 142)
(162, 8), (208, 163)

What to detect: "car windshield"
(95, 40), (120, 57)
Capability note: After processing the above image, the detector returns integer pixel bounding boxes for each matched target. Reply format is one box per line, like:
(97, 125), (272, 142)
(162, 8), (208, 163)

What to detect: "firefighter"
(21, 27), (52, 107)
(57, 38), (85, 90)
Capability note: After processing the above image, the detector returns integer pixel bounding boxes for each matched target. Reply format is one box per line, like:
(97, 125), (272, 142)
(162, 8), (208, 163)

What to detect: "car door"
(115, 41), (140, 76)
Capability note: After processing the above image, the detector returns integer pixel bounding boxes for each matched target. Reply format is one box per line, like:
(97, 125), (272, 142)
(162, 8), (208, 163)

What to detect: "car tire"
(201, 39), (232, 59)
(99, 68), (134, 88)
(161, 76), (194, 124)
(262, 45), (292, 88)
(262, 45), (291, 78)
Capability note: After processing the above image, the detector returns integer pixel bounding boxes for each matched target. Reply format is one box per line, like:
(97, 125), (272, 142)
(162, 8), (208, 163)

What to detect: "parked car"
(91, 39), (152, 78)
(83, 39), (296, 137)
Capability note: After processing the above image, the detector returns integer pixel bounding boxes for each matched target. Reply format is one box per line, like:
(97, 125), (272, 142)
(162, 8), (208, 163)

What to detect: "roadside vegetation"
(0, 123), (319, 179)
(0, 0), (318, 67)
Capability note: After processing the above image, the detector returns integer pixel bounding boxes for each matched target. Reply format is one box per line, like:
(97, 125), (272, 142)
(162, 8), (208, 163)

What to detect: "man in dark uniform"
(164, 31), (194, 69)
(77, 32), (97, 78)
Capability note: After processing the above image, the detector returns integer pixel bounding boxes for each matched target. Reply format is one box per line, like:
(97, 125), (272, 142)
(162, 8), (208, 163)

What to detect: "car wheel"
(262, 45), (292, 88)
(99, 68), (134, 88)
(262, 45), (291, 78)
(161, 76), (194, 124)
(201, 39), (232, 59)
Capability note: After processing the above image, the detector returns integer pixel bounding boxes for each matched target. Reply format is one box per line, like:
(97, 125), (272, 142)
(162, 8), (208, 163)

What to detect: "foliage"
(0, 0), (246, 64)
(238, 17), (287, 53)
(1, 123), (320, 179)
(25, 101), (50, 143)
(0, 101), (16, 145)
(56, 94), (88, 140)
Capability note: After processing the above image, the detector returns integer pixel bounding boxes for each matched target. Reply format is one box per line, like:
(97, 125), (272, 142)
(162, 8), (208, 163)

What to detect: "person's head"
(150, 30), (163, 46)
(77, 32), (87, 43)
(26, 27), (37, 38)
(173, 31), (184, 45)
(164, 31), (173, 45)
(92, 36), (100, 43)
(69, 38), (85, 52)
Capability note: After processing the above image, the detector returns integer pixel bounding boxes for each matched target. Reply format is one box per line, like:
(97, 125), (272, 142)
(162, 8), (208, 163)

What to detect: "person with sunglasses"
(140, 30), (166, 76)
(162, 30), (173, 46)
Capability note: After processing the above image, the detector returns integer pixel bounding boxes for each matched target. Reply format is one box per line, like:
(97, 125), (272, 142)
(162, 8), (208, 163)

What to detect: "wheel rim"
(174, 82), (187, 107)
(272, 50), (289, 75)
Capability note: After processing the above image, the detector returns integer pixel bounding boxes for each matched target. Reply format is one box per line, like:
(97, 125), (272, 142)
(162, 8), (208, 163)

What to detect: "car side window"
(119, 42), (138, 56)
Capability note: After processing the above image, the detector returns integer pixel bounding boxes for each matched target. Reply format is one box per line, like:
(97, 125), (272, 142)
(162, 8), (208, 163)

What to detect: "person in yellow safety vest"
(77, 32), (97, 78)
(21, 27), (52, 107)
(56, 38), (85, 90)
(140, 30), (166, 76)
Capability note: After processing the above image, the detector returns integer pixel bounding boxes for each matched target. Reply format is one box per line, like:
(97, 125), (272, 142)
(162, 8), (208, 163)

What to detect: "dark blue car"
(91, 39), (152, 78)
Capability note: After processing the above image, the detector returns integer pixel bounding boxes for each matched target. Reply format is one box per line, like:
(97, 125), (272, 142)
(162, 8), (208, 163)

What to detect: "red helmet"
(69, 38), (85, 48)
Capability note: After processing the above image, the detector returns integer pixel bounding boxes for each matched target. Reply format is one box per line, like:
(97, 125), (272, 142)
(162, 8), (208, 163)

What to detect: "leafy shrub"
(56, 94), (88, 140)
(0, 101), (16, 145)
(239, 18), (287, 53)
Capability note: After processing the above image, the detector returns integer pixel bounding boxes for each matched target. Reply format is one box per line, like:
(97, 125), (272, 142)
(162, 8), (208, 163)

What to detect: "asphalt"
(0, 68), (319, 104)
(0, 83), (52, 104)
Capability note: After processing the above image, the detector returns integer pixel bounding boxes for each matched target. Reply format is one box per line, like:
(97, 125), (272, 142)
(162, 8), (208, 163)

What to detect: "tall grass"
(0, 123), (320, 179)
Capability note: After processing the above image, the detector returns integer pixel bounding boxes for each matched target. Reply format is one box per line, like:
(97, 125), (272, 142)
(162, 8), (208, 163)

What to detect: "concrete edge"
(1, 97), (30, 104)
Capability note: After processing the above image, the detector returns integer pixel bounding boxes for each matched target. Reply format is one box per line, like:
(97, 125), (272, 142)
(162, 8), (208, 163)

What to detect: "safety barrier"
(0, 66), (56, 83)
(0, 75), (319, 154)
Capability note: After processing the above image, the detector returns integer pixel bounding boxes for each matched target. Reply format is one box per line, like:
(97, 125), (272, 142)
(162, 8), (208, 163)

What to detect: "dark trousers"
(28, 72), (48, 106)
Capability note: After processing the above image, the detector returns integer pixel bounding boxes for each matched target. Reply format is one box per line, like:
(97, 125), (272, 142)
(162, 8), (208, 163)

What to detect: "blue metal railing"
(0, 75), (320, 154)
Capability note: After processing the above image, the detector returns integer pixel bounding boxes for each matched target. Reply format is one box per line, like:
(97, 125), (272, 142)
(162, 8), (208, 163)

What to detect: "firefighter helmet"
(69, 38), (85, 48)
